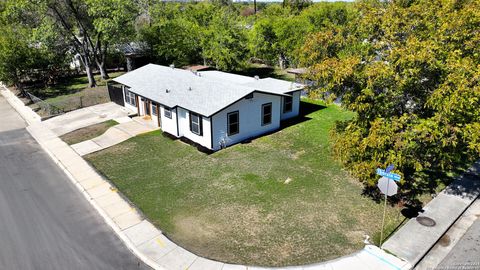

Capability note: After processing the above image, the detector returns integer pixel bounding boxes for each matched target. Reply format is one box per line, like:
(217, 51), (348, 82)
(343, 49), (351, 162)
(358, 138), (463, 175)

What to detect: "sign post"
(376, 165), (400, 247)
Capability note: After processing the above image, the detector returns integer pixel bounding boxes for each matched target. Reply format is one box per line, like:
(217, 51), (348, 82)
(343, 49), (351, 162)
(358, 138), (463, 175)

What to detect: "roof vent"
(188, 87), (192, 91)
(166, 89), (170, 93)
(254, 75), (259, 80)
(169, 64), (175, 69)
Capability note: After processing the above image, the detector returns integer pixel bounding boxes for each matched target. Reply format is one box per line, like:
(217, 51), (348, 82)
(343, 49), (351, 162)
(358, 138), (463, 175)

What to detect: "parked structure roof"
(113, 64), (304, 116)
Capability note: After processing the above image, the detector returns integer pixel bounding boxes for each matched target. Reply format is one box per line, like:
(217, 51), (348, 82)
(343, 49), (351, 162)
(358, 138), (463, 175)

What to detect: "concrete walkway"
(383, 161), (480, 267)
(71, 117), (157, 156)
(2, 87), (411, 270)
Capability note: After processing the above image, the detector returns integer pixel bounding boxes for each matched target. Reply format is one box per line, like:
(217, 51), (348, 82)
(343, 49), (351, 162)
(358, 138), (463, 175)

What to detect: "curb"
(0, 84), (41, 125)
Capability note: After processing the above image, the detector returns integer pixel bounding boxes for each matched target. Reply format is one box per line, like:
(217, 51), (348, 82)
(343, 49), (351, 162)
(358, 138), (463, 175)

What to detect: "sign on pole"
(377, 177), (398, 196)
(376, 169), (401, 181)
(385, 164), (395, 173)
(376, 165), (401, 248)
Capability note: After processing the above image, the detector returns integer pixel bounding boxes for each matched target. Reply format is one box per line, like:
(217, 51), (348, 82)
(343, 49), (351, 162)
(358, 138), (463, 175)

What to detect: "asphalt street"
(0, 96), (151, 270)
(437, 216), (480, 269)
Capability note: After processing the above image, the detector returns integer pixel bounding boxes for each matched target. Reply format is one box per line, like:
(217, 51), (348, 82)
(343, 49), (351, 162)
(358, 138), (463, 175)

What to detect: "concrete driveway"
(43, 102), (134, 136)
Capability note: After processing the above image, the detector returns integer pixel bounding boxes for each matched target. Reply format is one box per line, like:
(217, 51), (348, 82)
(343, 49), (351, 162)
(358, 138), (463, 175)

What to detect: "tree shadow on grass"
(25, 76), (90, 99)
(280, 101), (326, 130)
(240, 101), (326, 146)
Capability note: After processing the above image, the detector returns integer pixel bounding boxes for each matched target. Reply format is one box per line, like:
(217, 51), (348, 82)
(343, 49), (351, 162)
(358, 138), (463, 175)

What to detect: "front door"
(144, 100), (151, 116)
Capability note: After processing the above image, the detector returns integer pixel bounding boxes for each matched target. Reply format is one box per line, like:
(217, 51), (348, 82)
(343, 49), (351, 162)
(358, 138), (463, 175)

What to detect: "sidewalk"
(383, 161), (480, 267)
(0, 84), (40, 125)
(71, 117), (157, 156)
(2, 87), (411, 270)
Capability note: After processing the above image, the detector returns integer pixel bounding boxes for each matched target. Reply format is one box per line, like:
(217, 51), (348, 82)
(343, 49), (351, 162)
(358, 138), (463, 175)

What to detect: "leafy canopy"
(301, 0), (480, 200)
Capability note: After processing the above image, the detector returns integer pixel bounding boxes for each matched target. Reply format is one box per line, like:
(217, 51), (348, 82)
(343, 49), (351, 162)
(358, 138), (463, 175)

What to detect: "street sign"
(376, 164), (402, 248)
(376, 168), (401, 181)
(385, 164), (394, 173)
(377, 177), (398, 196)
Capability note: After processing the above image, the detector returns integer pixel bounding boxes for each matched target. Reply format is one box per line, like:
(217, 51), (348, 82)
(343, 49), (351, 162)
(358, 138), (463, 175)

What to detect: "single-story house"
(111, 64), (304, 151)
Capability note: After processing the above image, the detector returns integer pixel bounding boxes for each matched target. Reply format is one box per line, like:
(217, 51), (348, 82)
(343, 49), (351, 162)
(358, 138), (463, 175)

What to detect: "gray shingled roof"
(113, 64), (304, 116)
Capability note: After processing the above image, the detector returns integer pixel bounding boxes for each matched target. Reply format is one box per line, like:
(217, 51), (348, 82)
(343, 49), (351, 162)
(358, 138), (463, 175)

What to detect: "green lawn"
(86, 100), (403, 266)
(60, 120), (118, 145)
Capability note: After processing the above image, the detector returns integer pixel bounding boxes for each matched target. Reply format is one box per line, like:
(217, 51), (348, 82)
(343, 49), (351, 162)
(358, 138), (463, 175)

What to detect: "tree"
(248, 3), (352, 69)
(0, 3), (70, 88)
(248, 17), (279, 65)
(85, 0), (139, 79)
(283, 0), (312, 13)
(140, 17), (201, 67)
(0, 25), (36, 87)
(200, 8), (248, 71)
(44, 0), (100, 87)
(300, 0), (480, 201)
(6, 0), (123, 87)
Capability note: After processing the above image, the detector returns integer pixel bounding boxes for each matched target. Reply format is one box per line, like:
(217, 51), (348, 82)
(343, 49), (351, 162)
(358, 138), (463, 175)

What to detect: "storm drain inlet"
(416, 216), (436, 227)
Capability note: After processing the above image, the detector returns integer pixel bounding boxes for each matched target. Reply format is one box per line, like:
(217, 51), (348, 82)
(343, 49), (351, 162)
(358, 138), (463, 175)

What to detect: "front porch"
(132, 115), (159, 130)
(136, 96), (162, 128)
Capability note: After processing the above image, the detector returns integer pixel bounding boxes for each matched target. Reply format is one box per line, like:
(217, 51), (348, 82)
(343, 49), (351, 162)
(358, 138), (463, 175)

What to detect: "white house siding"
(211, 92), (281, 151)
(280, 90), (301, 120)
(159, 106), (178, 136)
(123, 86), (138, 113)
(177, 107), (212, 149)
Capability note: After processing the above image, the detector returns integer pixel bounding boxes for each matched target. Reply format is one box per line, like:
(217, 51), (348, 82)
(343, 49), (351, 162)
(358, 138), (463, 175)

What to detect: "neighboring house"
(111, 63), (303, 151)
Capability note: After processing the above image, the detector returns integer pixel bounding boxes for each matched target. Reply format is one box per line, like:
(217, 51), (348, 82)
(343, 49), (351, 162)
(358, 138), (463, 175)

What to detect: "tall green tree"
(200, 8), (248, 71)
(301, 0), (480, 201)
(85, 0), (139, 79)
(0, 3), (70, 88)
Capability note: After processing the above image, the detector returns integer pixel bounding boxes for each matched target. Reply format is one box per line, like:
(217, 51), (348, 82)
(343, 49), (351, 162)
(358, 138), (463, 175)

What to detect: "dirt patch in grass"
(60, 120), (118, 145)
(86, 100), (404, 266)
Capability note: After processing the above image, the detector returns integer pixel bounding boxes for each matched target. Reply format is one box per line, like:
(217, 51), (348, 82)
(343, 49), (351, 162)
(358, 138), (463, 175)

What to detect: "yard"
(86, 100), (404, 266)
(60, 120), (118, 145)
(27, 71), (125, 116)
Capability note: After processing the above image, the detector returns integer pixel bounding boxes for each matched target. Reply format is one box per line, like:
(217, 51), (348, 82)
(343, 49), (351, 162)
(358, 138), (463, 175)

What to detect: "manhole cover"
(416, 216), (436, 227)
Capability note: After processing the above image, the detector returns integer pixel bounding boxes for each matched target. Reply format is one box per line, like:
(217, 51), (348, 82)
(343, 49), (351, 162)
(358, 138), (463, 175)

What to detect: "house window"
(227, 111), (239, 136)
(189, 112), (203, 136)
(124, 88), (136, 106)
(164, 107), (172, 119)
(151, 102), (157, 116)
(283, 96), (293, 113)
(262, 103), (272, 126)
